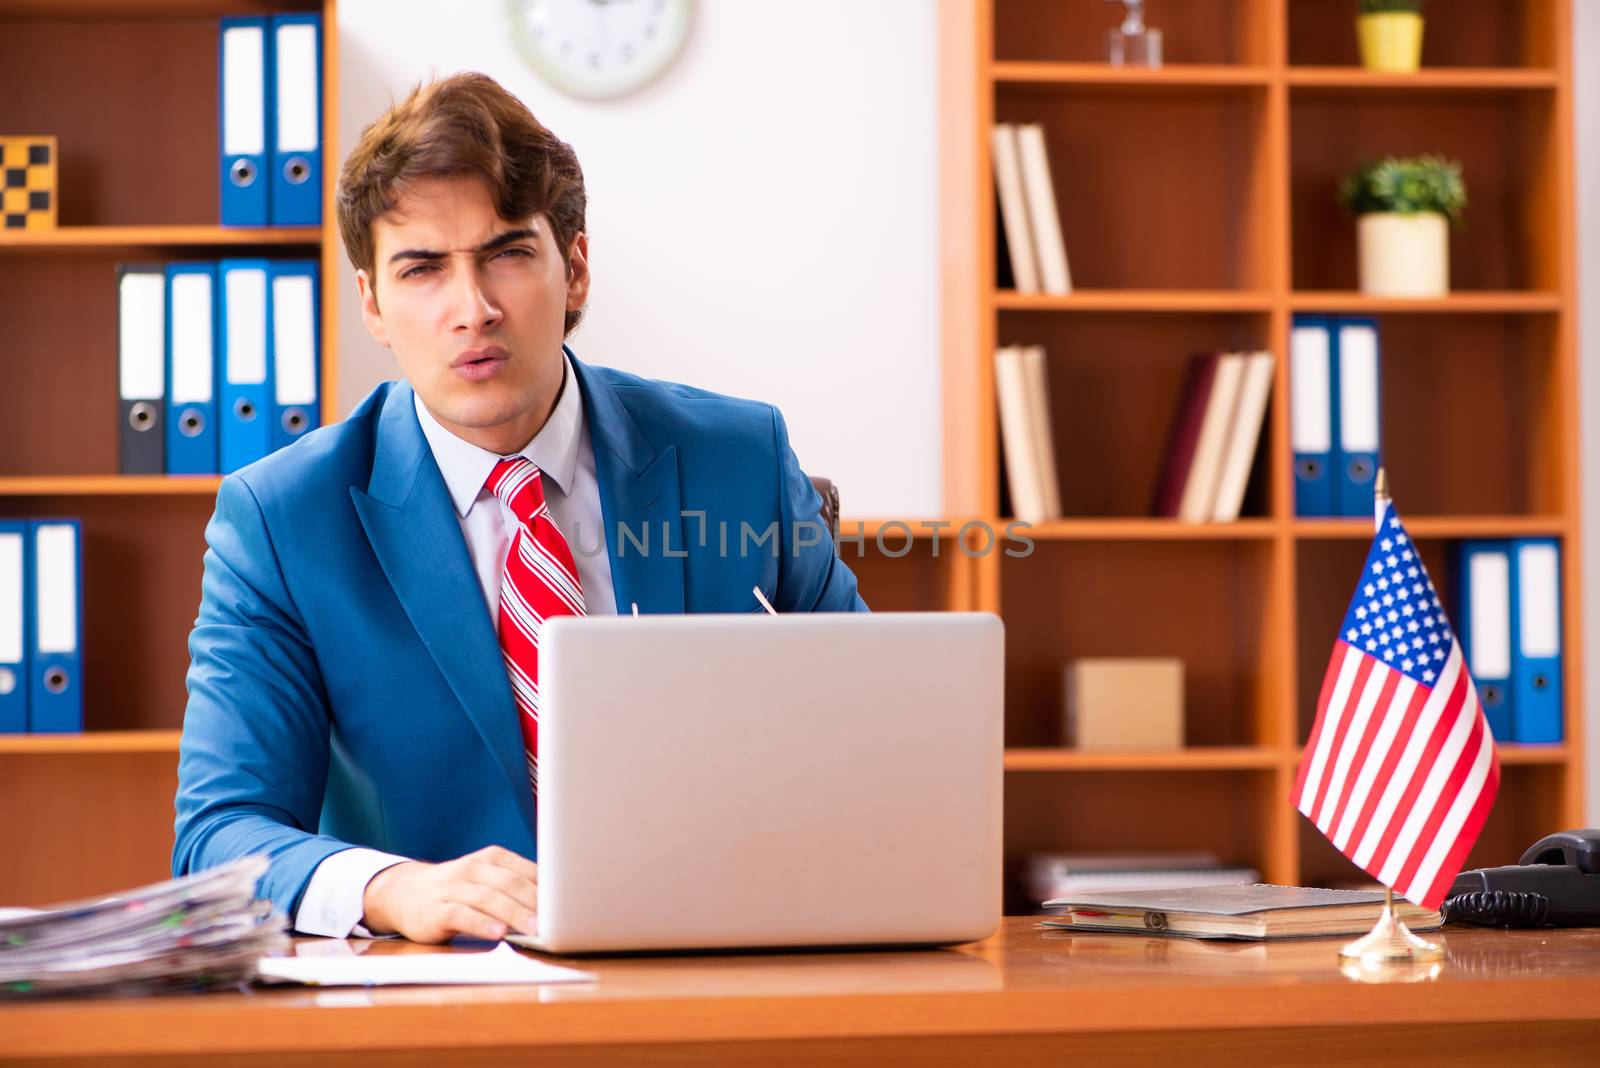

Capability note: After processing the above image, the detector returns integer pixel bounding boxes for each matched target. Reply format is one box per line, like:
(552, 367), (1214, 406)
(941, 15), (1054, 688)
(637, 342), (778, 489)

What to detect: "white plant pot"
(1357, 212), (1449, 297)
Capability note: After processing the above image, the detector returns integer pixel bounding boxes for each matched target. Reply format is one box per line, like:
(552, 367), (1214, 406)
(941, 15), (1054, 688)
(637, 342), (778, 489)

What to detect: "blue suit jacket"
(173, 354), (867, 916)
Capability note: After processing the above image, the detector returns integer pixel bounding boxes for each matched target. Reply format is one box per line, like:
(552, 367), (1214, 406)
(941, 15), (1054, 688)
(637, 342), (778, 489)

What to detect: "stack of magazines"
(0, 855), (286, 998)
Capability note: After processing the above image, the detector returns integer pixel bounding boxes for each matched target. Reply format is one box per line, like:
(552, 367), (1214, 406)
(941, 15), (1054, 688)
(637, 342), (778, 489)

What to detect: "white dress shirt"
(294, 356), (615, 937)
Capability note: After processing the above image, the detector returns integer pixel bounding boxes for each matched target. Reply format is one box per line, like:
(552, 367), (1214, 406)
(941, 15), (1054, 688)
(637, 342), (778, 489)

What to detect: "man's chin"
(429, 383), (523, 422)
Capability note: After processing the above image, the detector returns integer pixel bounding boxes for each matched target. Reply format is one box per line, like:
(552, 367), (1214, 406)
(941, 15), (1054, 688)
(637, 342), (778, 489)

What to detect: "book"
(1041, 883), (1445, 941)
(1176, 352), (1246, 523)
(1209, 350), (1275, 522)
(994, 346), (1047, 522)
(1014, 124), (1073, 294)
(1019, 344), (1062, 520)
(1020, 851), (1259, 909)
(990, 124), (1040, 294)
(1151, 354), (1220, 518)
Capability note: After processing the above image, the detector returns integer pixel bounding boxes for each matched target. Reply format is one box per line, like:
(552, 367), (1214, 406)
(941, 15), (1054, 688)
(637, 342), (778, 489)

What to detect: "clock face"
(508, 0), (693, 101)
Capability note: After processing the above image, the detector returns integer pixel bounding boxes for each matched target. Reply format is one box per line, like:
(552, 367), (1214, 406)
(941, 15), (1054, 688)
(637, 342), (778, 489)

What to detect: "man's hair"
(337, 72), (587, 336)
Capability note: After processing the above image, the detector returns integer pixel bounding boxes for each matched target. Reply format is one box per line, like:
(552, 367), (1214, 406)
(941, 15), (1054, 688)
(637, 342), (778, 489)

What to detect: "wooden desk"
(5, 918), (1600, 1066)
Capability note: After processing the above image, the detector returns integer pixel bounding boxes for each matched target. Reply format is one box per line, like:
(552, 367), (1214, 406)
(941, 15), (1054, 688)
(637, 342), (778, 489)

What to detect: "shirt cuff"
(293, 847), (411, 938)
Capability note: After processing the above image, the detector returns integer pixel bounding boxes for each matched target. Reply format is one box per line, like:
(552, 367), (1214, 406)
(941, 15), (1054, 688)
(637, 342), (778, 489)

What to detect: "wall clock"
(508, 0), (694, 101)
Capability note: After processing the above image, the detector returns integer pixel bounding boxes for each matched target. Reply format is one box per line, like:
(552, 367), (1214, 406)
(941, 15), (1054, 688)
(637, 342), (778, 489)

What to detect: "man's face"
(356, 175), (589, 454)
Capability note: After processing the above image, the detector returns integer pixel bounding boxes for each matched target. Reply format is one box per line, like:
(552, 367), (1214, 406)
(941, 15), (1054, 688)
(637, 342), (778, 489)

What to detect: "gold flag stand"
(1336, 469), (1445, 975)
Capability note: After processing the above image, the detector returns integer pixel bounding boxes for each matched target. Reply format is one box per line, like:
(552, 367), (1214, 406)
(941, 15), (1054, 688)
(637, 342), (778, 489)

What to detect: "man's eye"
(495, 248), (533, 261)
(400, 264), (438, 279)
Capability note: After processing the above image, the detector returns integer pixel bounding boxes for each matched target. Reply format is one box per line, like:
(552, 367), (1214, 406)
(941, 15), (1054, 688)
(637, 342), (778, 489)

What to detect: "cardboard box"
(1063, 658), (1184, 750)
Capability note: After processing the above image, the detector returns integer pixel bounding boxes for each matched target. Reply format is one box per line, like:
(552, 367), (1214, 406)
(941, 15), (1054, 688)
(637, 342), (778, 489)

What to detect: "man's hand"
(360, 845), (539, 943)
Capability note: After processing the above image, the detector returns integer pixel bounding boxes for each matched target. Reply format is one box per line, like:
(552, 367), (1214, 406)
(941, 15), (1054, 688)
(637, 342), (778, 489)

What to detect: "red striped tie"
(487, 458), (586, 795)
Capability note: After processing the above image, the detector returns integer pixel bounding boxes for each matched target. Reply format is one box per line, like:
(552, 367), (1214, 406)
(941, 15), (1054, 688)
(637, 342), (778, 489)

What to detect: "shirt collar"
(413, 353), (586, 519)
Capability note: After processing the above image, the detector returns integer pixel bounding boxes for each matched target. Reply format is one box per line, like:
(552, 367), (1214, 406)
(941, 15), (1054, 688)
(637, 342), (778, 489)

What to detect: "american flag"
(1291, 502), (1500, 910)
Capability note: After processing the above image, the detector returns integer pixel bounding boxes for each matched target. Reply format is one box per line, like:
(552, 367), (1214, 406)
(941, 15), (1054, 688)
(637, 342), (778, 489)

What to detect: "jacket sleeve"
(770, 406), (870, 613)
(172, 473), (360, 916)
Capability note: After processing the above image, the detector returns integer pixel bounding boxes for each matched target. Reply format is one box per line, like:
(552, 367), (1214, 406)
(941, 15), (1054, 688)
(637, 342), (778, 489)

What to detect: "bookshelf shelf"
(0, 227), (322, 255)
(995, 290), (1275, 313)
(947, 0), (1581, 897)
(1496, 745), (1569, 767)
(0, 1), (277, 16)
(1287, 68), (1559, 92)
(0, 731), (182, 755)
(992, 62), (1272, 88)
(1294, 516), (1570, 540)
(0, 476), (223, 497)
(1004, 747), (1280, 772)
(1289, 292), (1562, 314)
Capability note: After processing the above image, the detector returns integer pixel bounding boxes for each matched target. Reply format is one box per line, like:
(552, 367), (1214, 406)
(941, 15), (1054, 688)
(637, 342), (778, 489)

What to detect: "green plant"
(1360, 0), (1424, 14)
(1339, 155), (1466, 223)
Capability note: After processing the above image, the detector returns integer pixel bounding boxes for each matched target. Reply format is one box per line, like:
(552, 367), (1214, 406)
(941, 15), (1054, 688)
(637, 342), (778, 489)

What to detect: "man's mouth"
(453, 346), (510, 368)
(452, 346), (510, 381)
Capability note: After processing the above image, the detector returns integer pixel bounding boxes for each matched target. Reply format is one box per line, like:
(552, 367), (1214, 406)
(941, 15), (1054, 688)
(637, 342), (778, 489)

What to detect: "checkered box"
(2, 137), (58, 230)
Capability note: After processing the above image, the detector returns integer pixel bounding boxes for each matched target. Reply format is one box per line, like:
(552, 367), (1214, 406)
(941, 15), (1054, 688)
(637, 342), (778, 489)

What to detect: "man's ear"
(565, 232), (590, 311)
(356, 268), (391, 348)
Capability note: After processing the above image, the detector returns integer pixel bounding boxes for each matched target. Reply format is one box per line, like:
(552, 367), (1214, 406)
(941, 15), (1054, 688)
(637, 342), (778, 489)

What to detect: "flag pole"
(1339, 467), (1445, 969)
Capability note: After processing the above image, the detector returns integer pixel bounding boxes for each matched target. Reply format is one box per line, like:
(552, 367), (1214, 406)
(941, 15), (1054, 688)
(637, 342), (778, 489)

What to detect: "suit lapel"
(570, 354), (686, 615)
(349, 381), (537, 842)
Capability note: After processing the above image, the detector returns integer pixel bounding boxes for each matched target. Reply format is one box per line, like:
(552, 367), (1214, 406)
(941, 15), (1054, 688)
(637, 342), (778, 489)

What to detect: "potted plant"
(1340, 155), (1465, 297)
(1357, 0), (1425, 73)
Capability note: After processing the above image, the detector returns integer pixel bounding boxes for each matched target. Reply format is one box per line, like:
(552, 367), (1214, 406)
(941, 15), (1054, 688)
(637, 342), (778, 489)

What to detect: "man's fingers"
(477, 845), (539, 884)
(453, 882), (538, 935)
(467, 862), (538, 912)
(439, 902), (509, 942)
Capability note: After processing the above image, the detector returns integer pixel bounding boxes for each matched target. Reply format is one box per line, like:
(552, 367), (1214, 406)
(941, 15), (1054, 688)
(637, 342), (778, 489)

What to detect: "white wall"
(335, 0), (942, 518)
(1574, 0), (1599, 824)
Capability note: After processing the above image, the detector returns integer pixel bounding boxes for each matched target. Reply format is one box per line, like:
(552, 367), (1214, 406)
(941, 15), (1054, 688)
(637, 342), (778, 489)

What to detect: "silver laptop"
(512, 611), (1003, 955)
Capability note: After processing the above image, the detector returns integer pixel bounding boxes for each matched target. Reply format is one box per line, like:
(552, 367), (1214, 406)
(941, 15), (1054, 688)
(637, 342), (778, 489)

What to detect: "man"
(173, 73), (865, 944)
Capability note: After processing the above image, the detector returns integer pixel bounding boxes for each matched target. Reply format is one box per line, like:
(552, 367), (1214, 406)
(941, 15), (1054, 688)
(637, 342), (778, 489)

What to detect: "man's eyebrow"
(387, 228), (540, 265)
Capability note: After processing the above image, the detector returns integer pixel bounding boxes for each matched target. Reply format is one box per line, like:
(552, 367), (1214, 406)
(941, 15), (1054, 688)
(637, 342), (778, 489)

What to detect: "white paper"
(223, 25), (266, 157)
(118, 271), (165, 400)
(1518, 543), (1560, 657)
(1338, 323), (1380, 452)
(276, 23), (320, 153)
(225, 267), (268, 385)
(273, 274), (317, 405)
(1469, 551), (1511, 678)
(171, 272), (215, 404)
(0, 533), (21, 664)
(35, 523), (77, 656)
(1290, 325), (1330, 453)
(255, 941), (593, 987)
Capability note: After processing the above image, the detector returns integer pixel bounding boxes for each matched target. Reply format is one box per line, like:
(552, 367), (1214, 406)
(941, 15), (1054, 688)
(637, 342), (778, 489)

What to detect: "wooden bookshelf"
(0, 730), (184, 754)
(0, 226), (321, 253)
(943, 0), (1583, 899)
(992, 62), (1274, 87)
(994, 290), (1275, 312)
(0, 0), (340, 904)
(0, 476), (225, 496)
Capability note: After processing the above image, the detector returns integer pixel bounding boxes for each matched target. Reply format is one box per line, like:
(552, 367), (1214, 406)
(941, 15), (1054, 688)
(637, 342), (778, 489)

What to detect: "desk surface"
(6, 918), (1600, 1066)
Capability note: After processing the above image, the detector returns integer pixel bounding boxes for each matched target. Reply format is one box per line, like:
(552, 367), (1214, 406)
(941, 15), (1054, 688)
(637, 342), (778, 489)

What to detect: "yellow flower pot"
(1358, 12), (1424, 73)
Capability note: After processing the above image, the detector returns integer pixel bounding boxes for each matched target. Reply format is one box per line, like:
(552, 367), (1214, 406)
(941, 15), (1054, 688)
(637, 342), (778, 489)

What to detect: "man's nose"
(449, 263), (503, 333)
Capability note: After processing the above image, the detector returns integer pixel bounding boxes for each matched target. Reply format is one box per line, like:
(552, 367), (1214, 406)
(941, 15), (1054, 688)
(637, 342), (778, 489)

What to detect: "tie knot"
(487, 457), (547, 524)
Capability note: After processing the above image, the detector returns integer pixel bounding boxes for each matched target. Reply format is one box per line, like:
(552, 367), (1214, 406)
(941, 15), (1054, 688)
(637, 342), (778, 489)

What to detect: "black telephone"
(1443, 830), (1600, 928)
